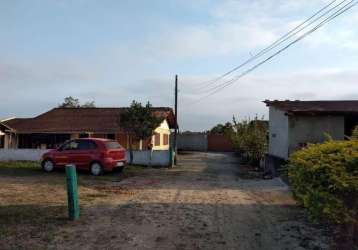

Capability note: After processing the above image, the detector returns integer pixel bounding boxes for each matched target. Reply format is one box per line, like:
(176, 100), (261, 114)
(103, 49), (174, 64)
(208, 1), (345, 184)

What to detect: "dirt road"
(49, 152), (331, 250)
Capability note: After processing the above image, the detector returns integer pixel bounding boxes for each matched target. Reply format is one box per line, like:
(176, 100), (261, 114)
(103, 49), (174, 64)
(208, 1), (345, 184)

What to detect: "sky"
(1, 0), (358, 131)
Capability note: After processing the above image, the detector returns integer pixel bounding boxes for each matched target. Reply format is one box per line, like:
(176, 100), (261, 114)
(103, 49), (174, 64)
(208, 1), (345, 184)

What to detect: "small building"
(264, 100), (358, 161)
(0, 107), (175, 150)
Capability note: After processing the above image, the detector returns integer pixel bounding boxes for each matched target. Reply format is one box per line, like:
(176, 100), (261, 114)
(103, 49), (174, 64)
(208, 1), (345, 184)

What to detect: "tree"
(58, 96), (96, 108)
(59, 96), (80, 108)
(81, 101), (96, 108)
(120, 101), (162, 163)
(210, 122), (234, 136)
(231, 116), (268, 166)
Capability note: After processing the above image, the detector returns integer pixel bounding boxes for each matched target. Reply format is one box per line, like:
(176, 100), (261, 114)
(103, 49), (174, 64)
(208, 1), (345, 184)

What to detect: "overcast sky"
(1, 0), (358, 131)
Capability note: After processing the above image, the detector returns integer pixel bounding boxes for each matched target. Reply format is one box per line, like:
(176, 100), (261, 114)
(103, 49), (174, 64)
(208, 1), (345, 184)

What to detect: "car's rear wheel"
(42, 160), (54, 172)
(90, 162), (104, 176)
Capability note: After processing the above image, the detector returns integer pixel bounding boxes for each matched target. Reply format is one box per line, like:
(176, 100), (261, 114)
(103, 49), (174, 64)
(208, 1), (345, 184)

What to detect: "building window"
(154, 133), (160, 146)
(163, 134), (169, 145)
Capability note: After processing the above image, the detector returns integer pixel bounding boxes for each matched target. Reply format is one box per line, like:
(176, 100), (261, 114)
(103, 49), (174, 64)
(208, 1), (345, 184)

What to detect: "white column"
(4, 134), (9, 149)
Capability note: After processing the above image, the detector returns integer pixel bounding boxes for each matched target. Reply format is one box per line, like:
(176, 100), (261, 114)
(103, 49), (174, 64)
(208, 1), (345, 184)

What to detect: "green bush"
(231, 117), (268, 166)
(288, 140), (358, 224)
(352, 126), (358, 140)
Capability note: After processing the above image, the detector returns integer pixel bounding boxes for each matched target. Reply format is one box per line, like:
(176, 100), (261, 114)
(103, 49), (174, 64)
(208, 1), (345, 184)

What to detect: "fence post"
(65, 164), (80, 220)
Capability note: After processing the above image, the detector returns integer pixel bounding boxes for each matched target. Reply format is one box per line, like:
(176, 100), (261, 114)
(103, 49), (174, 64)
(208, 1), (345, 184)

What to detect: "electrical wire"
(193, 0), (345, 91)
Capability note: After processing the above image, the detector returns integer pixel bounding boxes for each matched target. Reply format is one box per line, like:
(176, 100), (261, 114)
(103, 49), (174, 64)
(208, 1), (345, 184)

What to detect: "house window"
(163, 134), (169, 145)
(79, 133), (89, 138)
(107, 134), (115, 140)
(154, 133), (160, 146)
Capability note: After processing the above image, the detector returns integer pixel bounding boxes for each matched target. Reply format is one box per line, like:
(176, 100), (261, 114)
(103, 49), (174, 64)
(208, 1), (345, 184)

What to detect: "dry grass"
(0, 161), (147, 250)
(0, 204), (68, 250)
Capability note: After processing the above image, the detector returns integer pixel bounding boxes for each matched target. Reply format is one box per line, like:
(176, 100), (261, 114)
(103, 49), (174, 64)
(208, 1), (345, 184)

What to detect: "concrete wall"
(288, 115), (345, 155)
(0, 149), (170, 167)
(268, 107), (289, 159)
(177, 133), (208, 151)
(0, 149), (49, 161)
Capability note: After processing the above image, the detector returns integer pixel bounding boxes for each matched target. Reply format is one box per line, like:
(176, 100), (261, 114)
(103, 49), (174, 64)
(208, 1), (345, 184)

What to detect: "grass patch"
(122, 165), (148, 175)
(0, 161), (42, 176)
(0, 161), (151, 184)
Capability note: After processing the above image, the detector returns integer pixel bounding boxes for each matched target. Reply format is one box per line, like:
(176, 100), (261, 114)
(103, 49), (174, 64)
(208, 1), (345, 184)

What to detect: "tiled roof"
(1, 107), (175, 133)
(264, 100), (358, 115)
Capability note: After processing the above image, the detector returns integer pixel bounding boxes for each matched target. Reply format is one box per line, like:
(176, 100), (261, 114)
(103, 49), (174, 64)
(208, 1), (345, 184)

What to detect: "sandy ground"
(0, 152), (332, 250)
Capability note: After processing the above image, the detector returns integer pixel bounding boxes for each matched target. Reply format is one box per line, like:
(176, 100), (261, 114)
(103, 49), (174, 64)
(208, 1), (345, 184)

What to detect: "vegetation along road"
(0, 152), (332, 250)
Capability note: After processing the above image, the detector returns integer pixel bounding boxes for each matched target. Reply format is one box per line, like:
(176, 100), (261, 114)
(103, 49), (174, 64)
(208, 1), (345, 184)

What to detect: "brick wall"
(207, 134), (234, 152)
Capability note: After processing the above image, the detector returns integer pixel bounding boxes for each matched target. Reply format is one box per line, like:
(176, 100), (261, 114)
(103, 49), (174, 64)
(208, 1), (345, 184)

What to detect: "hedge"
(288, 140), (358, 225)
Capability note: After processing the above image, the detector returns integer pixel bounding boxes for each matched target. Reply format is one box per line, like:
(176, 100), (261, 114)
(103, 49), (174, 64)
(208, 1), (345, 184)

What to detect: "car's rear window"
(105, 141), (122, 149)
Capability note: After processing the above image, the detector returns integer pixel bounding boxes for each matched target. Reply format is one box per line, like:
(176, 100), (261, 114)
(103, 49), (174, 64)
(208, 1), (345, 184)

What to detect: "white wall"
(0, 149), (171, 167)
(268, 107), (289, 159)
(288, 115), (345, 155)
(268, 106), (346, 160)
(0, 149), (49, 161)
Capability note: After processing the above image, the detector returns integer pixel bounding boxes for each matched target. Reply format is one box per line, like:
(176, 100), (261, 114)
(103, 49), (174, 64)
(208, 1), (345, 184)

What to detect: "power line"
(205, 0), (356, 94)
(193, 0), (344, 91)
(189, 0), (357, 105)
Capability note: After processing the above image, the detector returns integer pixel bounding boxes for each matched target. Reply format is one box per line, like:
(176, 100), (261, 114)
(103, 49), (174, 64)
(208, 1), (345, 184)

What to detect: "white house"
(265, 100), (358, 161)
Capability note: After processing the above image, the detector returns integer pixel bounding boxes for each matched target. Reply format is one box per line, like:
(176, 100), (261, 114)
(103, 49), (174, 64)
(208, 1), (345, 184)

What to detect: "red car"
(41, 138), (127, 176)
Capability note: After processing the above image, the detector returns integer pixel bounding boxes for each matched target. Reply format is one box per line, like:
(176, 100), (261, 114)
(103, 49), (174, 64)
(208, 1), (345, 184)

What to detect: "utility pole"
(174, 74), (178, 165)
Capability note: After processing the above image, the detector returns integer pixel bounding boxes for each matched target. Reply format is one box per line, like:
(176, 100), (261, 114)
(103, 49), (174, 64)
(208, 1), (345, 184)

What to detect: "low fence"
(126, 150), (170, 167)
(0, 149), (171, 167)
(0, 149), (50, 161)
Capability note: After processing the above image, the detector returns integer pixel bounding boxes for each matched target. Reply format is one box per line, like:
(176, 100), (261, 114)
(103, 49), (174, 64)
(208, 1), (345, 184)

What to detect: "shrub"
(232, 116), (268, 166)
(351, 125), (358, 140)
(288, 140), (358, 225)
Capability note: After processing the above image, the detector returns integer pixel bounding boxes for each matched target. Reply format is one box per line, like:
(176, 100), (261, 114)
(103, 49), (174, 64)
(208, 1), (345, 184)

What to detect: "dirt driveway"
(0, 152), (332, 250)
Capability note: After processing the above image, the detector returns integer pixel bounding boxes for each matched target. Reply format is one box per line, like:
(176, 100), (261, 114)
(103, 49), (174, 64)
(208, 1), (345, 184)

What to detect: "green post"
(169, 147), (175, 167)
(65, 164), (80, 220)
